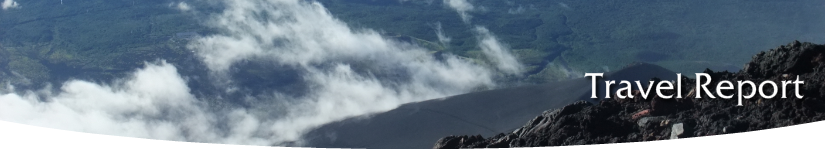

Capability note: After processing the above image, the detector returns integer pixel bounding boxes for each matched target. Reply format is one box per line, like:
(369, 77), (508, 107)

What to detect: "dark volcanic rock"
(434, 41), (825, 148)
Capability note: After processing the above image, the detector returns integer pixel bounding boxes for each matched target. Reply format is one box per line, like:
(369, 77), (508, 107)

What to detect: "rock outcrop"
(434, 41), (825, 148)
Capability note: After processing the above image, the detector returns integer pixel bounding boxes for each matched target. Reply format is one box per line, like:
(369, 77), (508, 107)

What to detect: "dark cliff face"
(434, 41), (825, 148)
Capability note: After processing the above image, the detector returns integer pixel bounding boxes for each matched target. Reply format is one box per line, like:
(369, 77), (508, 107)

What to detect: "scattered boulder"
(670, 123), (684, 139)
(631, 109), (651, 120)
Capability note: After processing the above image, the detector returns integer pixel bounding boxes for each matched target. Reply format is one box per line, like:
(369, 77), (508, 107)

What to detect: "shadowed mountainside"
(302, 63), (676, 148)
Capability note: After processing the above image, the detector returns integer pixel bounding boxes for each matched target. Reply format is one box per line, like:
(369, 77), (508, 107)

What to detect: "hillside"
(434, 41), (825, 148)
(302, 63), (676, 148)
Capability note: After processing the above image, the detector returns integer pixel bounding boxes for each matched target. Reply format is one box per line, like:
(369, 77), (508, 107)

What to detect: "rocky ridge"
(433, 41), (825, 148)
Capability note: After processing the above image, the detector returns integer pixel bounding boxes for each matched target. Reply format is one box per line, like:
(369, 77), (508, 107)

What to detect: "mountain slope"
(302, 63), (676, 148)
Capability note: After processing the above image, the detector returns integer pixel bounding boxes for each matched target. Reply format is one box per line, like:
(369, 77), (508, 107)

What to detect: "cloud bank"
(433, 22), (452, 47)
(0, 61), (270, 144)
(2, 0), (18, 10)
(443, 0), (474, 23)
(190, 0), (496, 143)
(170, 2), (192, 11)
(0, 0), (524, 146)
(442, 0), (523, 75)
(474, 27), (523, 75)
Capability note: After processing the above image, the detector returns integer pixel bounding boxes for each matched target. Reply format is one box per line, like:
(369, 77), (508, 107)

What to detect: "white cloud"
(2, 0), (19, 10)
(443, 0), (474, 23)
(2, 0), (507, 146)
(169, 2), (191, 11)
(474, 27), (523, 75)
(442, 0), (523, 75)
(177, 2), (191, 11)
(0, 61), (272, 145)
(1, 82), (14, 93)
(187, 0), (498, 144)
(433, 22), (452, 46)
(188, 0), (496, 145)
